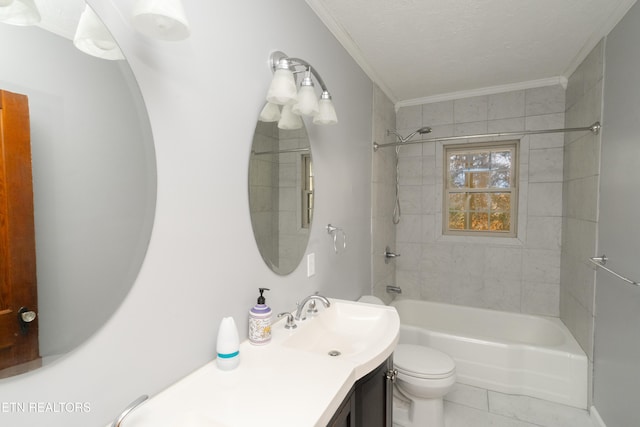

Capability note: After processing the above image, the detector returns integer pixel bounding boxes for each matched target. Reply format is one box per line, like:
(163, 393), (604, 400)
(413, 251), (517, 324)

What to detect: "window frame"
(442, 140), (519, 238)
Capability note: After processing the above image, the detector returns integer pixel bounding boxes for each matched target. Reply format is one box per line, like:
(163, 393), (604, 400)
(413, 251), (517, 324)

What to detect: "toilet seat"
(394, 344), (455, 380)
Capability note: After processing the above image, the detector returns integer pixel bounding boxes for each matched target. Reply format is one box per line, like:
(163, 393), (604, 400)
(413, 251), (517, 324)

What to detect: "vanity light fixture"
(0, 0), (40, 26)
(265, 51), (338, 127)
(132, 0), (191, 41)
(278, 104), (304, 130)
(74, 5), (124, 61)
(258, 102), (281, 122)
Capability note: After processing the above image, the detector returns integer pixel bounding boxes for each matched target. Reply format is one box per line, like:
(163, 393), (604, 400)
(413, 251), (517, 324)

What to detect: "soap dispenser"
(249, 288), (272, 345)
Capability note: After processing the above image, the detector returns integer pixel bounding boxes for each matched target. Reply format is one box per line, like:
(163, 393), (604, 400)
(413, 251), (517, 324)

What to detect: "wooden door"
(0, 89), (39, 377)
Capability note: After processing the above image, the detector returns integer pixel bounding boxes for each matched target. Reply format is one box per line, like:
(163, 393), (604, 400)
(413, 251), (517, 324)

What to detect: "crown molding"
(305, 0), (398, 104)
(395, 77), (568, 111)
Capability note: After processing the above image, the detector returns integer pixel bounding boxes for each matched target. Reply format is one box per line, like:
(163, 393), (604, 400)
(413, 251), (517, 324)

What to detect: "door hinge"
(385, 368), (398, 383)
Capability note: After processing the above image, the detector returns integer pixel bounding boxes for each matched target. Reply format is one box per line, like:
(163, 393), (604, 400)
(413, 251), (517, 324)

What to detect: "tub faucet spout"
(295, 294), (331, 320)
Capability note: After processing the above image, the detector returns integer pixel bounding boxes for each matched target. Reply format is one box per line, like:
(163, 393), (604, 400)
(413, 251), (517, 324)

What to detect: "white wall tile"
(397, 104), (422, 130)
(485, 247), (522, 280)
(454, 95), (488, 123)
(525, 217), (562, 250)
(522, 281), (560, 316)
(396, 214), (423, 243)
(529, 148), (564, 183)
(525, 85), (566, 116)
(488, 90), (525, 120)
(523, 249), (561, 283)
(454, 120), (487, 136)
(394, 85), (565, 316)
(423, 100), (454, 126)
(528, 183), (563, 217)
(487, 117), (525, 133)
(398, 185), (422, 214)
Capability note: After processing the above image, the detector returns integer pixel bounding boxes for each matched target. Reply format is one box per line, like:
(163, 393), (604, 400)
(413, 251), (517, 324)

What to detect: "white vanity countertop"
(118, 299), (399, 427)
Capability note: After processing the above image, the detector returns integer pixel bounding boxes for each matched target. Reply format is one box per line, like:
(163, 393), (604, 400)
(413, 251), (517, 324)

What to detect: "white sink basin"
(280, 298), (400, 378)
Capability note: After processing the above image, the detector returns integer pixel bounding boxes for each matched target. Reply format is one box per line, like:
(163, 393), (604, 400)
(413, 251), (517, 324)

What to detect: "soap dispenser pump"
(249, 288), (272, 345)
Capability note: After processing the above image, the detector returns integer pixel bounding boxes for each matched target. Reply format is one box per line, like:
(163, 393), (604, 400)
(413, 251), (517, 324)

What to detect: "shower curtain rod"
(252, 147), (310, 156)
(373, 121), (601, 151)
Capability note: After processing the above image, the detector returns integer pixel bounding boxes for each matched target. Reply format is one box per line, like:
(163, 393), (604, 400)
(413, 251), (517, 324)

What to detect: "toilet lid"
(394, 344), (455, 379)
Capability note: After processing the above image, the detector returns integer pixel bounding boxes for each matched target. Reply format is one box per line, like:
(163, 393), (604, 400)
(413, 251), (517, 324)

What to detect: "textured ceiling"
(307, 0), (637, 104)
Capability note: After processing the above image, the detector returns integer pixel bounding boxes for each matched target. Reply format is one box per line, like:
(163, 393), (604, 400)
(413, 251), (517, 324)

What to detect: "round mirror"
(0, 13), (156, 377)
(248, 115), (313, 275)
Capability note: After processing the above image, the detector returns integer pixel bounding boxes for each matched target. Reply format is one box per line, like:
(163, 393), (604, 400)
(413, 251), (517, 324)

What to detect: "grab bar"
(589, 255), (639, 286)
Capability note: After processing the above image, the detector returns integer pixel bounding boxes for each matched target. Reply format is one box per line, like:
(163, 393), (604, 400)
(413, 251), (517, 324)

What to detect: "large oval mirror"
(0, 6), (156, 378)
(248, 115), (313, 275)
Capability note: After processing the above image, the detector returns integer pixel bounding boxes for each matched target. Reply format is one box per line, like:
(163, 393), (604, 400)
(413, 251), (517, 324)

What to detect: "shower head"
(386, 126), (432, 143)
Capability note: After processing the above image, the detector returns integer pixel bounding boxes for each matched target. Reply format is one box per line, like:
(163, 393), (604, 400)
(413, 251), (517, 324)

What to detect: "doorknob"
(18, 306), (37, 335)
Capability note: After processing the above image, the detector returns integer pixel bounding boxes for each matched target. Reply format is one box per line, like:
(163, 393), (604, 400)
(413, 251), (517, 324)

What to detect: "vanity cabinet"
(327, 356), (394, 427)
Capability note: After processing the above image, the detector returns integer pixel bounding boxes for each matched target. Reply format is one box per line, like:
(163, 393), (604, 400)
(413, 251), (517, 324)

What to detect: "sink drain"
(328, 350), (341, 357)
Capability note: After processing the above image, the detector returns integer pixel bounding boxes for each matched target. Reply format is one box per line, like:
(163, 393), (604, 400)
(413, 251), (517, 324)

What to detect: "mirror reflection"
(0, 11), (156, 378)
(249, 117), (313, 275)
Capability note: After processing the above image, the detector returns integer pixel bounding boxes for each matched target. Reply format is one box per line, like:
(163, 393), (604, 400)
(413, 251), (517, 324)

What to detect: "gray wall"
(560, 39), (604, 408)
(593, 2), (640, 424)
(0, 1), (374, 426)
(0, 25), (155, 359)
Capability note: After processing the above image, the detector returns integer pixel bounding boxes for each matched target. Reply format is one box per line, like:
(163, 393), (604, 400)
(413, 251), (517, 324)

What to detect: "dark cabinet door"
(328, 356), (394, 427)
(355, 356), (394, 427)
(327, 389), (355, 427)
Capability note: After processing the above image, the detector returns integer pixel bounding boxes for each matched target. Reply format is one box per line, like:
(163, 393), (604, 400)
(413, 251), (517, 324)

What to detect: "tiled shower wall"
(372, 84), (397, 303)
(392, 86), (566, 316)
(560, 39), (604, 405)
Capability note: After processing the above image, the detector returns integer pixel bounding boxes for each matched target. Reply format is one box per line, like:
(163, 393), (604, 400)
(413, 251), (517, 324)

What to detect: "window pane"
(491, 150), (511, 169)
(470, 212), (489, 230)
(449, 211), (465, 229)
(490, 193), (510, 211)
(449, 170), (466, 188)
(469, 193), (489, 210)
(470, 171), (490, 188)
(470, 152), (490, 171)
(490, 169), (511, 188)
(490, 212), (510, 231)
(449, 193), (466, 210)
(448, 154), (466, 188)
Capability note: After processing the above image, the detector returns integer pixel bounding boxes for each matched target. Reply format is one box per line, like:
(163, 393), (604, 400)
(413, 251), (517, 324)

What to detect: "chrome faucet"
(295, 294), (331, 320)
(111, 395), (148, 427)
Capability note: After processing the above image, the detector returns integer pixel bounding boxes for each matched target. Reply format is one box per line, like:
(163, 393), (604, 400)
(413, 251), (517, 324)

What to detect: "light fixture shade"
(0, 0), (40, 26)
(278, 105), (303, 130)
(313, 98), (338, 125)
(73, 5), (125, 61)
(259, 103), (281, 122)
(132, 0), (191, 41)
(266, 68), (298, 106)
(292, 86), (319, 117)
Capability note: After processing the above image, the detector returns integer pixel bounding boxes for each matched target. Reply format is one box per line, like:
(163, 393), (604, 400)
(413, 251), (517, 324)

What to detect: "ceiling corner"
(305, 0), (398, 104)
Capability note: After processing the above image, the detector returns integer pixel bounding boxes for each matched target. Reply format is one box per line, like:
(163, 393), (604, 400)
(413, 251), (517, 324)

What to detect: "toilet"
(358, 295), (456, 427)
(393, 343), (456, 427)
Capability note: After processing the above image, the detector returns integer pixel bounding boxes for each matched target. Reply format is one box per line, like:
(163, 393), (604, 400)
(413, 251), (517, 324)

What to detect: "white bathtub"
(390, 299), (588, 409)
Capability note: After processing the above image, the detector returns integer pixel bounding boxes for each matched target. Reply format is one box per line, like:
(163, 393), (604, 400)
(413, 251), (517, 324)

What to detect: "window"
(444, 141), (518, 237)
